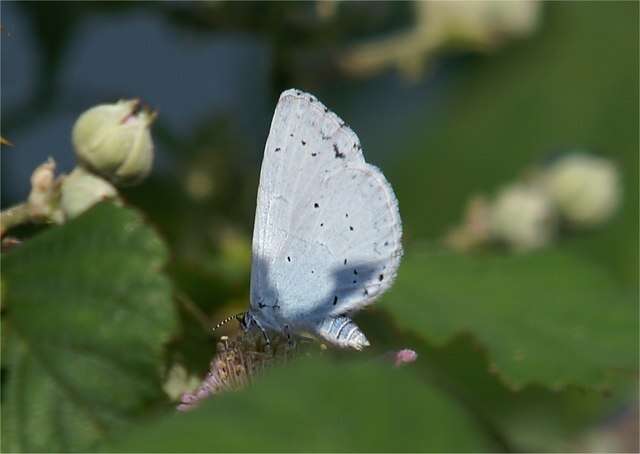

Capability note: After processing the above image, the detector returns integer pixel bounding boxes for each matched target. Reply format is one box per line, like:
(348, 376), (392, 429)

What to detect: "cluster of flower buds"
(341, 0), (542, 79)
(0, 99), (156, 236)
(446, 151), (621, 252)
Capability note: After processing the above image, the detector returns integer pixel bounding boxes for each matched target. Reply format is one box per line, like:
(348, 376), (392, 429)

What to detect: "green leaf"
(383, 246), (638, 390)
(356, 309), (636, 451)
(109, 357), (497, 452)
(410, 335), (636, 452)
(1, 203), (177, 452)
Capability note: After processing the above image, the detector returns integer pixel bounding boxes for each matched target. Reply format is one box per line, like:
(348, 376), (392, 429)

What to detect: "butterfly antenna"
(212, 312), (246, 332)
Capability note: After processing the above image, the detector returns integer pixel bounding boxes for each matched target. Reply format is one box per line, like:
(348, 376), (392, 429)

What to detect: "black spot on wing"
(333, 144), (345, 159)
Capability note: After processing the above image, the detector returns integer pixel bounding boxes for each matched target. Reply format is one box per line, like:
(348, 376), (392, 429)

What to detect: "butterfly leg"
(253, 317), (271, 348)
(242, 312), (271, 348)
(283, 324), (295, 348)
(314, 315), (370, 350)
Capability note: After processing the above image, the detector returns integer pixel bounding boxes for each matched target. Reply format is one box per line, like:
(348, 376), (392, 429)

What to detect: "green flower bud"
(72, 99), (155, 185)
(540, 153), (621, 227)
(490, 183), (557, 252)
(60, 166), (119, 219)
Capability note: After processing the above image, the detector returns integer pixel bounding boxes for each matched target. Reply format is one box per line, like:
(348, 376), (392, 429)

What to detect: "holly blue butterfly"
(218, 89), (402, 350)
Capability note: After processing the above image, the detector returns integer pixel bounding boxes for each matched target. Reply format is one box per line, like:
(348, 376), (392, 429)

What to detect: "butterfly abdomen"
(315, 315), (370, 350)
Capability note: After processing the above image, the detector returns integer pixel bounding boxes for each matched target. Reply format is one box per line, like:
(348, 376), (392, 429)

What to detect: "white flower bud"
(163, 364), (200, 401)
(27, 158), (64, 224)
(423, 0), (541, 48)
(540, 153), (621, 227)
(490, 183), (556, 252)
(60, 166), (119, 219)
(72, 99), (155, 185)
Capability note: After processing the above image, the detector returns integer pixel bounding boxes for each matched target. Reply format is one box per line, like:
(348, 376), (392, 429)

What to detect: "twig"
(0, 203), (32, 237)
(175, 291), (214, 333)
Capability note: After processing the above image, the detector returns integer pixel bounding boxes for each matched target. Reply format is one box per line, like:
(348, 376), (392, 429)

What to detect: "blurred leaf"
(383, 246), (638, 390)
(109, 357), (496, 452)
(411, 335), (636, 452)
(1, 203), (177, 452)
(358, 310), (635, 452)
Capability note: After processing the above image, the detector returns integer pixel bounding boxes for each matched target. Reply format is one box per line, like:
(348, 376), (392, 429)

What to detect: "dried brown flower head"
(177, 331), (299, 411)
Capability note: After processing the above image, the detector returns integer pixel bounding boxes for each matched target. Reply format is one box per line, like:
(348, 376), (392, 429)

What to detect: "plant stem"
(0, 202), (32, 237)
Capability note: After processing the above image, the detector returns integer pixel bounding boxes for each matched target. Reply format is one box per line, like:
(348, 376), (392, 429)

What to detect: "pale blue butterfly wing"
(249, 89), (402, 349)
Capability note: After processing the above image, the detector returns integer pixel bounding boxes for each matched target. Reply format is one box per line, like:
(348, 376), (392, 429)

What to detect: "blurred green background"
(1, 2), (638, 452)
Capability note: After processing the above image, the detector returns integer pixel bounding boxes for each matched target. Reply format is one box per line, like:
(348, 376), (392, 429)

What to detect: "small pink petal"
(394, 349), (418, 367)
(180, 392), (196, 404)
(195, 387), (210, 399)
